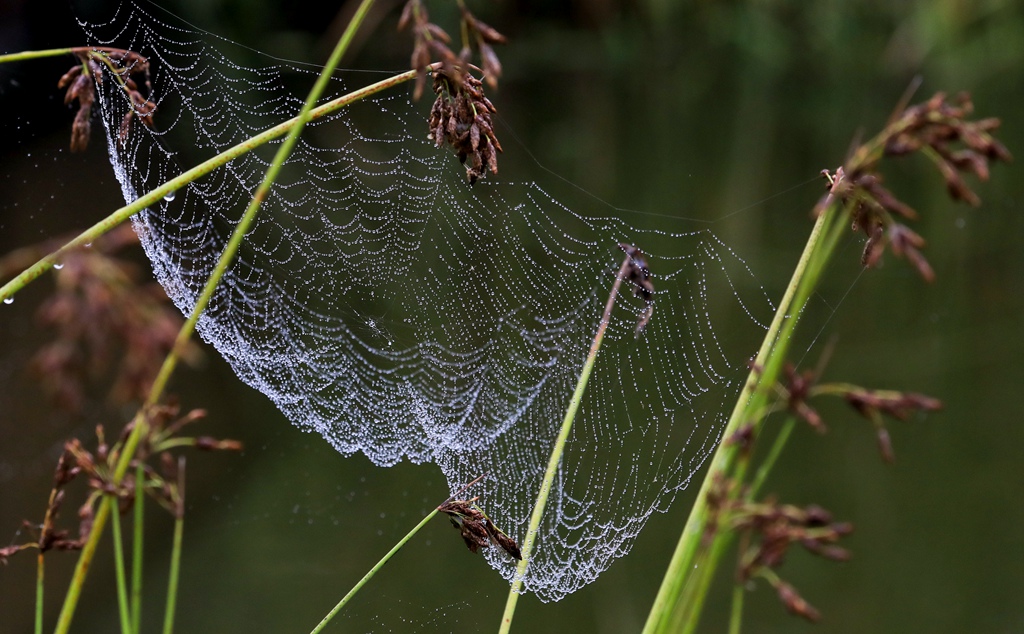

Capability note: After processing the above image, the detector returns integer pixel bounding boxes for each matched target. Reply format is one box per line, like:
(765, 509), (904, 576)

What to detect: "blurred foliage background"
(1, 0), (1022, 632)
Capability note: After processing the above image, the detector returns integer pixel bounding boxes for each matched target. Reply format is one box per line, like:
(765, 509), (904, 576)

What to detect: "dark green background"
(1, 1), (1022, 632)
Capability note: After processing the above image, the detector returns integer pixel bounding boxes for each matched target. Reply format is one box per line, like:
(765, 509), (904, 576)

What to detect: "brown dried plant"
(618, 242), (656, 334)
(0, 402), (240, 567)
(57, 47), (155, 152)
(438, 497), (522, 560)
(776, 362), (943, 464)
(0, 224), (199, 412)
(823, 91), (1011, 281)
(399, 0), (507, 182)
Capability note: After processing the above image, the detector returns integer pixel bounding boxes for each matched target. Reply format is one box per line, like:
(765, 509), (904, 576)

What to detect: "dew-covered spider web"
(78, 1), (775, 601)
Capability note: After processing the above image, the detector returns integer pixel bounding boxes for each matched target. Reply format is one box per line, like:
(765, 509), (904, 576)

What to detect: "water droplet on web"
(164, 189), (176, 202)
(3, 297), (13, 305)
(53, 263), (64, 270)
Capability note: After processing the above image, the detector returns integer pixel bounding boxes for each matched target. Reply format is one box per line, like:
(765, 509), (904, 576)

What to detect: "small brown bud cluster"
(734, 499), (854, 622)
(822, 91), (1010, 282)
(399, 0), (507, 183)
(2, 400), (240, 565)
(438, 499), (522, 561)
(776, 359), (942, 463)
(781, 363), (824, 432)
(428, 71), (502, 183)
(399, 0), (506, 98)
(57, 47), (155, 152)
(844, 388), (942, 463)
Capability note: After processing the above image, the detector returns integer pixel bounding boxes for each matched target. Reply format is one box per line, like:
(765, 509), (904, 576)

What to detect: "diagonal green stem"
(52, 2), (380, 631)
(309, 509), (440, 634)
(499, 256), (633, 633)
(310, 473), (486, 633)
(0, 64), (425, 304)
(643, 201), (842, 634)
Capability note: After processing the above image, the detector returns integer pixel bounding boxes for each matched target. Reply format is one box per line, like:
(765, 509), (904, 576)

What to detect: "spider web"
(78, 1), (774, 600)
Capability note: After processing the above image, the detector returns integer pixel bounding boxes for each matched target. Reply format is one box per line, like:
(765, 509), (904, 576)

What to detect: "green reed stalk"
(498, 255), (633, 633)
(0, 48), (74, 64)
(643, 200), (843, 634)
(162, 513), (184, 634)
(35, 553), (44, 634)
(163, 458), (185, 634)
(51, 2), (379, 631)
(108, 497), (132, 634)
(131, 462), (145, 634)
(309, 509), (440, 634)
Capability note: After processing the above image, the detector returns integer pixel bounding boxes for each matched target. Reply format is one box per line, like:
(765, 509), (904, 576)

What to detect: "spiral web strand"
(79, 2), (773, 600)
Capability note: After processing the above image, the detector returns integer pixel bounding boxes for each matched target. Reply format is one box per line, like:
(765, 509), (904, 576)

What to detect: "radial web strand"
(78, 2), (774, 601)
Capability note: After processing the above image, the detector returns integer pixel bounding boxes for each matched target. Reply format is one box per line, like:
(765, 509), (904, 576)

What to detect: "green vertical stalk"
(162, 513), (184, 634)
(498, 256), (633, 633)
(109, 497), (133, 634)
(35, 553), (44, 634)
(131, 462), (145, 634)
(163, 458), (185, 634)
(52, 2), (380, 631)
(728, 579), (744, 634)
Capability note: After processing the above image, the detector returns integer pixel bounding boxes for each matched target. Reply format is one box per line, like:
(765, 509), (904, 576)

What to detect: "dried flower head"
(821, 91), (1010, 281)
(428, 70), (503, 183)
(57, 47), (155, 152)
(438, 498), (522, 560)
(400, 1), (507, 182)
(731, 498), (853, 623)
(618, 243), (656, 334)
(2, 399), (240, 566)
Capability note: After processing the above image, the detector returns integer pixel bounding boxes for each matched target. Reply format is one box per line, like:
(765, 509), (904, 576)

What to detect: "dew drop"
(164, 189), (176, 202)
(53, 263), (64, 270)
(3, 297), (13, 305)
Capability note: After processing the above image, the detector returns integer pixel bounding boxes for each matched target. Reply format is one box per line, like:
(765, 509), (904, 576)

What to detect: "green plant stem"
(309, 508), (440, 634)
(728, 578), (744, 634)
(749, 418), (797, 499)
(163, 508), (184, 634)
(52, 3), (379, 632)
(0, 48), (74, 64)
(643, 201), (841, 634)
(0, 63), (426, 305)
(163, 458), (185, 634)
(35, 553), (44, 634)
(672, 207), (845, 634)
(109, 497), (133, 634)
(499, 255), (633, 633)
(131, 462), (145, 634)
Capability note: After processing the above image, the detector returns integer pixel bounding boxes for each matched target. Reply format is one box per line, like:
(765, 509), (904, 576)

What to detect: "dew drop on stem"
(3, 297), (13, 305)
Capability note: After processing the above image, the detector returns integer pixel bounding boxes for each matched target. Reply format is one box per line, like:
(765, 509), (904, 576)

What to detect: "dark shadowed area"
(1, 0), (1022, 632)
